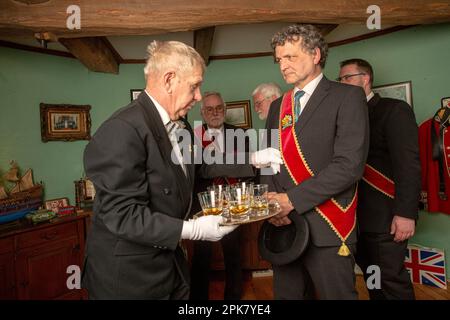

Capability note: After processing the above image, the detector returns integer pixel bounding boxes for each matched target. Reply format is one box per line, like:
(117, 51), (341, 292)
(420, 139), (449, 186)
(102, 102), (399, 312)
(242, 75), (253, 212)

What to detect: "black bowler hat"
(258, 212), (310, 266)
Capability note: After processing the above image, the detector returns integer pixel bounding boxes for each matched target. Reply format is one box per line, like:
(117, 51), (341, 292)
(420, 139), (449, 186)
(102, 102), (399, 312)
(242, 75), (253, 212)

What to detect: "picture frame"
(130, 89), (143, 101)
(441, 97), (450, 108)
(372, 81), (413, 108)
(44, 197), (69, 213)
(225, 100), (252, 129)
(40, 103), (91, 142)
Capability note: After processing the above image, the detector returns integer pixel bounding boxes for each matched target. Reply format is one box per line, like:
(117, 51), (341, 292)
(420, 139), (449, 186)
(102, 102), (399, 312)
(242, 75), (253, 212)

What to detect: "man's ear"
(363, 74), (371, 87)
(313, 47), (321, 65)
(163, 70), (176, 94)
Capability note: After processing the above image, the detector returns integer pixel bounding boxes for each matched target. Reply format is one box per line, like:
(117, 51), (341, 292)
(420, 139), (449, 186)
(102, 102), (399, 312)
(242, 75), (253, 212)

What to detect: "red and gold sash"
(279, 90), (357, 256)
(194, 125), (238, 185)
(362, 164), (395, 198)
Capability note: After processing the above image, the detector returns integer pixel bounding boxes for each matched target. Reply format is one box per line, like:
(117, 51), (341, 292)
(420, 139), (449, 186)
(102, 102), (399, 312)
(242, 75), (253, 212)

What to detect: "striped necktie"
(294, 90), (305, 122)
(166, 121), (187, 176)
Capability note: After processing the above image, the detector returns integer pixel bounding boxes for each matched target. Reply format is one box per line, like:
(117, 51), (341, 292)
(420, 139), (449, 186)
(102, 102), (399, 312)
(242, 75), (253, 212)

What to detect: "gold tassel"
(338, 242), (350, 256)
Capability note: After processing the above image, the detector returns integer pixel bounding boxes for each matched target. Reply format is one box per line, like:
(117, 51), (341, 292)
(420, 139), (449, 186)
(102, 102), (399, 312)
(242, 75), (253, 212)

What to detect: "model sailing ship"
(0, 161), (43, 224)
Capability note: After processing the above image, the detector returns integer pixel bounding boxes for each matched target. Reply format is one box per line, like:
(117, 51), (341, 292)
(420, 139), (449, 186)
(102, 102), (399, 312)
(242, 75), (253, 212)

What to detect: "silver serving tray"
(194, 202), (281, 226)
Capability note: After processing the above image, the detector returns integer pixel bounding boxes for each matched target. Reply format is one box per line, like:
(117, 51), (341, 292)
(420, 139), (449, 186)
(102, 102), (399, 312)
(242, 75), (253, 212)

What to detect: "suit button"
(164, 188), (171, 195)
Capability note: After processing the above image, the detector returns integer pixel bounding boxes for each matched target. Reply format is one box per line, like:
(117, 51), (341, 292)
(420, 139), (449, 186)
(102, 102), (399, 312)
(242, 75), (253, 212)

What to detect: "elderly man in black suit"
(82, 40), (282, 300)
(261, 24), (369, 299)
(338, 58), (420, 300)
(82, 41), (240, 300)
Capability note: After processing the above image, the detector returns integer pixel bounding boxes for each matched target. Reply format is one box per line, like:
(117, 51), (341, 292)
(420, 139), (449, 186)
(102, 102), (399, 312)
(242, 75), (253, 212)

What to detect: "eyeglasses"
(203, 105), (225, 114)
(254, 98), (268, 107)
(336, 73), (366, 82)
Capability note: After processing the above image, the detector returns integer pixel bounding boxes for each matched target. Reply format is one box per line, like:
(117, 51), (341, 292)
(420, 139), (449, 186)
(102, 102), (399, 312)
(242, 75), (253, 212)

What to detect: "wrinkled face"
(338, 64), (367, 89)
(275, 39), (321, 88)
(168, 64), (203, 120)
(201, 94), (226, 129)
(252, 92), (273, 120)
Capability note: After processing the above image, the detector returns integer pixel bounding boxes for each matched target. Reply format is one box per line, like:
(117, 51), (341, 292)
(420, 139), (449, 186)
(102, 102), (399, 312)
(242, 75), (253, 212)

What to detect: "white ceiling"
(3, 22), (395, 59)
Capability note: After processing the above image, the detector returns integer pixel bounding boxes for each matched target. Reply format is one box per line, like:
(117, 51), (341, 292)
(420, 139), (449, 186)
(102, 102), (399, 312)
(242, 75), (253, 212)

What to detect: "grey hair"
(143, 40), (205, 79)
(271, 24), (328, 68)
(252, 82), (282, 99)
(201, 91), (226, 108)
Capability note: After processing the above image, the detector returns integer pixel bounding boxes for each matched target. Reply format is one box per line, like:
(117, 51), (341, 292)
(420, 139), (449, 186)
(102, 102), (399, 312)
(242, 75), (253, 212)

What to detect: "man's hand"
(390, 215), (415, 242)
(181, 215), (238, 241)
(251, 148), (283, 173)
(267, 192), (294, 226)
(269, 215), (292, 227)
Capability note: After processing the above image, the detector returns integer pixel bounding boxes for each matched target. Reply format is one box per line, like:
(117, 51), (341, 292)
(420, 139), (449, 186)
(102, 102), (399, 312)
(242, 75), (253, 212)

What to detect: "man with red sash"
(262, 25), (369, 299)
(339, 59), (420, 299)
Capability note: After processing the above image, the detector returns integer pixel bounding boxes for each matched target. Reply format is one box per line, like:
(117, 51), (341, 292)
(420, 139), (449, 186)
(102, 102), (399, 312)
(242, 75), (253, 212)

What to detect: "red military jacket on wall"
(418, 116), (450, 215)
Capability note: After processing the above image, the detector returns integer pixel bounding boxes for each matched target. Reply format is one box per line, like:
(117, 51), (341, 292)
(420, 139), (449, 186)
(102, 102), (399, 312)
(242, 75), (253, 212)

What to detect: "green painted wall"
(1, 23), (449, 277)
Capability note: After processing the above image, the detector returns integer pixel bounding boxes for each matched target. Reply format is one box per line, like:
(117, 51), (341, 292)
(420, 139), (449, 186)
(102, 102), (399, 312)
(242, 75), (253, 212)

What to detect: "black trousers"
(356, 232), (415, 300)
(272, 244), (358, 300)
(189, 228), (242, 300)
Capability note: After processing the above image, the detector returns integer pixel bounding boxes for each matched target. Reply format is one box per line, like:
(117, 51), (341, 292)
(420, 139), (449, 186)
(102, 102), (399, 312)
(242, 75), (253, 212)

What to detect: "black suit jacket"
(261, 76), (369, 247)
(191, 123), (255, 215)
(357, 93), (421, 233)
(82, 92), (195, 299)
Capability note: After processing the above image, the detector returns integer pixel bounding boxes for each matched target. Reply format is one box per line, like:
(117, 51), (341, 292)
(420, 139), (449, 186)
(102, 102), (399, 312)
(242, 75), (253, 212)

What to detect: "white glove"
(181, 215), (238, 241)
(251, 147), (283, 169)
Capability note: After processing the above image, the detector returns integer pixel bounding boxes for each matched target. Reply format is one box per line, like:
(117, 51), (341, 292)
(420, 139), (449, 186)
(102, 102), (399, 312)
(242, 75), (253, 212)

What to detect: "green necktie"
(294, 90), (305, 122)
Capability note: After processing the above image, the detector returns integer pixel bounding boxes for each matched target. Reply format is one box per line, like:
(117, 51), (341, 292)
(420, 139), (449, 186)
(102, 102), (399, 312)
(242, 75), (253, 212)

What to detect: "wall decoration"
(40, 103), (91, 142)
(130, 89), (143, 101)
(225, 100), (252, 129)
(373, 81), (413, 108)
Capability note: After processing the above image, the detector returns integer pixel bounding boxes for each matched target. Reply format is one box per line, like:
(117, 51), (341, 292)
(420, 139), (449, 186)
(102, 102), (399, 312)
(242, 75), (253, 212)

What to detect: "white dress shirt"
(293, 73), (324, 116)
(145, 90), (187, 175)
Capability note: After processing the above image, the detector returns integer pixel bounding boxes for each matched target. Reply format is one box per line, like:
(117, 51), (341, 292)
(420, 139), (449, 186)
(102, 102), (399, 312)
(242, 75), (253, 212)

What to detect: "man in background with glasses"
(338, 59), (420, 300)
(190, 91), (254, 300)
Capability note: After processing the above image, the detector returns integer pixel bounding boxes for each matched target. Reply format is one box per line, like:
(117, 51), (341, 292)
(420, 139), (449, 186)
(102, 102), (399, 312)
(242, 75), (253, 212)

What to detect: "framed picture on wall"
(40, 103), (91, 142)
(373, 81), (413, 108)
(441, 97), (450, 108)
(225, 100), (252, 129)
(130, 89), (143, 101)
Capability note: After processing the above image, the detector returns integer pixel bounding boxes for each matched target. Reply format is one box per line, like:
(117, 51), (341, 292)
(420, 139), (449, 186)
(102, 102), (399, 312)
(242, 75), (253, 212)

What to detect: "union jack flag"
(404, 245), (447, 289)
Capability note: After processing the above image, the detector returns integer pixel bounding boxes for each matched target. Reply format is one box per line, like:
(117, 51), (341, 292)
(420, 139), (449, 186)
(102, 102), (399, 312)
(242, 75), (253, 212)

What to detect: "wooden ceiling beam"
(314, 24), (339, 37)
(0, 1), (449, 38)
(194, 27), (215, 66)
(58, 37), (120, 74)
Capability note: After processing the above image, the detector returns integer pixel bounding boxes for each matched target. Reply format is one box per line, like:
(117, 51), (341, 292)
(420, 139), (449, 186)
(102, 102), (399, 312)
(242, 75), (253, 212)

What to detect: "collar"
(294, 73), (323, 96)
(207, 125), (224, 133)
(145, 90), (171, 126)
(367, 91), (375, 102)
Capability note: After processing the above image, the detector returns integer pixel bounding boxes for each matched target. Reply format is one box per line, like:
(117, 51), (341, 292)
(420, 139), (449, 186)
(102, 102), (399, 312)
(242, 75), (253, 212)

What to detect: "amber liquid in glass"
(202, 207), (223, 216)
(230, 204), (249, 215)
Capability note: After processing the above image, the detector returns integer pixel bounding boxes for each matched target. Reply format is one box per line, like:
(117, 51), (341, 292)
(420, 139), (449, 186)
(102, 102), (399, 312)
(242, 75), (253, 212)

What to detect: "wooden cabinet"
(0, 212), (90, 300)
(0, 252), (15, 299)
